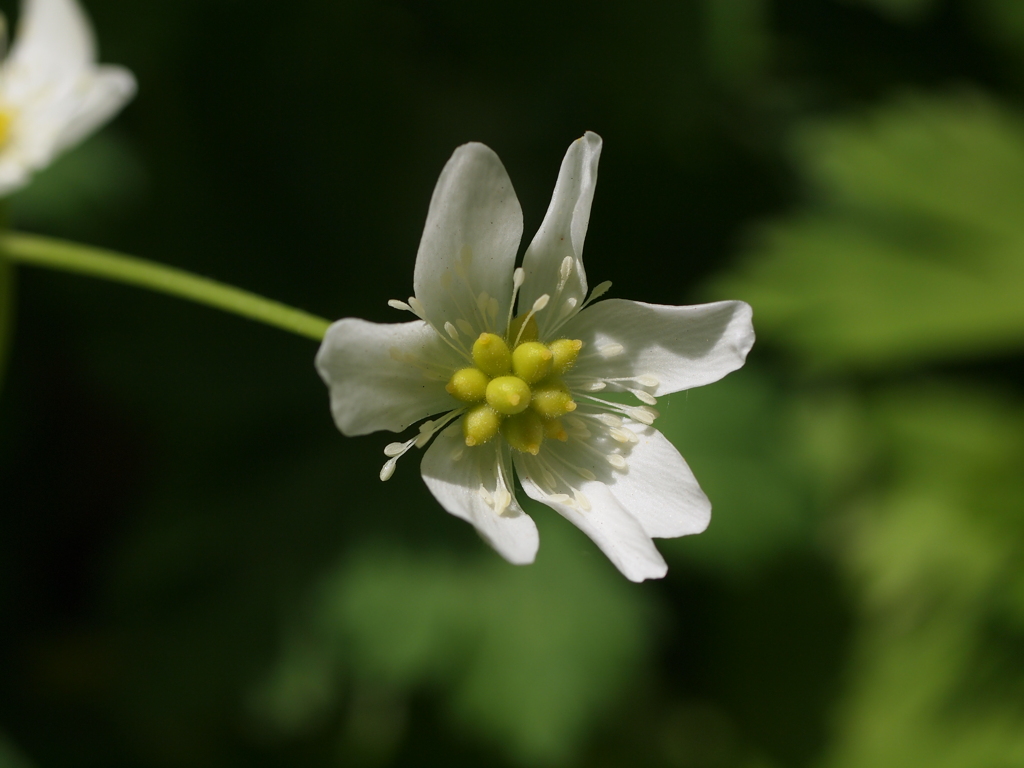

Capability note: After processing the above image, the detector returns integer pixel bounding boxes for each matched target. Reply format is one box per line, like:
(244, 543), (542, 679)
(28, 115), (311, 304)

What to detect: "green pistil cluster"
(445, 318), (583, 454)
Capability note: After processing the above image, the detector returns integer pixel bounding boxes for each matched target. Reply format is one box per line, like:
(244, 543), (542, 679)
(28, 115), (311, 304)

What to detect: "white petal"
(515, 450), (668, 582)
(49, 66), (136, 153)
(6, 0), (97, 80)
(315, 318), (461, 436)
(562, 299), (755, 395)
(421, 424), (539, 565)
(603, 420), (710, 538)
(520, 132), (601, 337)
(413, 143), (522, 336)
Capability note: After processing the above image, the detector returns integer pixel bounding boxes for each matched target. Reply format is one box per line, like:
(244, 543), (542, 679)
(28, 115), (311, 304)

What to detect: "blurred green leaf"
(841, 0), (937, 22)
(0, 734), (32, 768)
(701, 0), (772, 89)
(251, 514), (656, 766)
(655, 367), (816, 574)
(8, 133), (146, 232)
(717, 94), (1024, 370)
(824, 386), (1024, 768)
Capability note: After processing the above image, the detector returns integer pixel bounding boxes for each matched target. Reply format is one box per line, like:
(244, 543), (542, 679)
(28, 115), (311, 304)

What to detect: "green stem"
(1, 232), (332, 341)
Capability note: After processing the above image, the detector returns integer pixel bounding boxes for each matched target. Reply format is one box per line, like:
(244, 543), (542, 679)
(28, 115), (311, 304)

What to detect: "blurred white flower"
(316, 132), (754, 582)
(0, 0), (135, 196)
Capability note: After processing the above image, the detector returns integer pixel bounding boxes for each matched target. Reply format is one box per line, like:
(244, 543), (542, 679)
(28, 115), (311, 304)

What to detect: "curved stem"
(1, 232), (332, 341)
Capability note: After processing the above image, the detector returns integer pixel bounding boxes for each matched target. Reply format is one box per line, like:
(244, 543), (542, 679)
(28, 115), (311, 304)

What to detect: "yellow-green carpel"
(463, 404), (502, 446)
(446, 367), (489, 402)
(486, 376), (531, 415)
(501, 410), (544, 455)
(472, 333), (512, 377)
(447, 333), (584, 449)
(511, 341), (553, 384)
(548, 338), (582, 375)
(530, 380), (577, 418)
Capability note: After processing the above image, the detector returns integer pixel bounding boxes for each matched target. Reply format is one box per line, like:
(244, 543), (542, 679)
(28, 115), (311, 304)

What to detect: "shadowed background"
(2, 0), (1023, 766)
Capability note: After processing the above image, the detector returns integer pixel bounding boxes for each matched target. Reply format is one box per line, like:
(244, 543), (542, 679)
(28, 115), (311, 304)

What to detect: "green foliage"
(0, 736), (31, 768)
(250, 513), (655, 765)
(717, 94), (1024, 370)
(655, 369), (815, 574)
(8, 133), (146, 234)
(841, 0), (937, 22)
(823, 388), (1024, 768)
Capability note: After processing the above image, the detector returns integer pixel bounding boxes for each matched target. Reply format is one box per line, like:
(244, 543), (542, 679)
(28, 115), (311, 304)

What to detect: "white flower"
(316, 133), (754, 582)
(0, 0), (135, 196)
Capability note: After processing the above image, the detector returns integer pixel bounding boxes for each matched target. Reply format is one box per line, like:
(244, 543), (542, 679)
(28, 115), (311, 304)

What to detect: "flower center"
(445, 322), (583, 455)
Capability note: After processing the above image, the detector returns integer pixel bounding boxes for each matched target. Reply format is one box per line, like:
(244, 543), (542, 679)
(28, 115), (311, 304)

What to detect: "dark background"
(2, 0), (1024, 766)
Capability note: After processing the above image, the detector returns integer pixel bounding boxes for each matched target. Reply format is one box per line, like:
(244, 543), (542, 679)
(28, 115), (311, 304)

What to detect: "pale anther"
(633, 390), (658, 406)
(380, 458), (398, 481)
(588, 281), (612, 301)
(478, 485), (494, 505)
(636, 374), (660, 387)
(444, 321), (459, 339)
(493, 488), (512, 515)
(580, 381), (607, 392)
(609, 428), (636, 443)
(388, 299), (412, 312)
(456, 319), (475, 336)
(622, 409), (655, 428)
(595, 413), (623, 427)
(513, 267), (525, 288)
(559, 255), (573, 284)
(384, 442), (406, 457)
(573, 489), (592, 511)
(577, 467), (597, 481)
(532, 294), (550, 312)
(607, 454), (627, 469)
(408, 296), (426, 317)
(599, 343), (624, 358)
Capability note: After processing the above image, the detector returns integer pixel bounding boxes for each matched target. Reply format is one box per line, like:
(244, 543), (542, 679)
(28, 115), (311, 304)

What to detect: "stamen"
(631, 389), (658, 406)
(606, 454), (628, 469)
(388, 299), (412, 312)
(380, 458), (398, 481)
(493, 487), (512, 516)
(636, 374), (660, 388)
(557, 298), (578, 319)
(578, 381), (607, 392)
(514, 294), (550, 347)
(558, 255), (573, 289)
(408, 296), (427, 318)
(384, 441), (408, 457)
(627, 406), (658, 425)
(599, 343), (624, 358)
(506, 267), (526, 336)
(478, 485), (494, 506)
(573, 489), (592, 511)
(444, 321), (460, 340)
(609, 427), (637, 443)
(584, 280), (612, 307)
